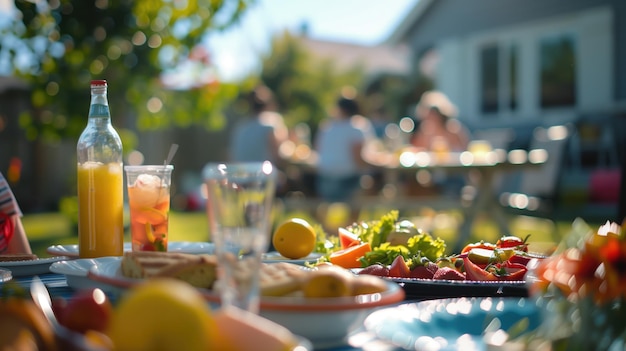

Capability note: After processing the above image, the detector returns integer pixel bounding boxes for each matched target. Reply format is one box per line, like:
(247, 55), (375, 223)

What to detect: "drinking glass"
(125, 165), (173, 252)
(203, 161), (276, 313)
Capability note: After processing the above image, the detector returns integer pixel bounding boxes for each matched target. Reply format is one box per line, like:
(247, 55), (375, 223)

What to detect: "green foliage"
(258, 32), (365, 131)
(5, 0), (255, 143)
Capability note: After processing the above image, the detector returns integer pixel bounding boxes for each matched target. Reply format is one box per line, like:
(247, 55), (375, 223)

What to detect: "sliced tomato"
(388, 255), (411, 278)
(338, 227), (361, 250)
(496, 235), (529, 252)
(463, 257), (498, 281)
(329, 242), (371, 269)
(461, 241), (496, 254)
(497, 261), (528, 281)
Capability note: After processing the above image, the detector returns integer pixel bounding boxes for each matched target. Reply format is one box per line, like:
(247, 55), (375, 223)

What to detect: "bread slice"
(121, 251), (307, 295)
(259, 262), (307, 297)
(120, 251), (218, 289)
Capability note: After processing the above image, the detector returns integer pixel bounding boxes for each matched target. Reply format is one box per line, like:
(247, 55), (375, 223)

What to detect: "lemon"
(107, 278), (220, 351)
(301, 266), (353, 298)
(272, 218), (316, 259)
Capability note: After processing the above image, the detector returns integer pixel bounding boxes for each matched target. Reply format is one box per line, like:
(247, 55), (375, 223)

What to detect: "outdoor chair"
(498, 124), (571, 219)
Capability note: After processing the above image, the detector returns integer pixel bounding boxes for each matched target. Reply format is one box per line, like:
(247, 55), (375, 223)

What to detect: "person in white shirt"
(230, 85), (288, 165)
(315, 95), (374, 203)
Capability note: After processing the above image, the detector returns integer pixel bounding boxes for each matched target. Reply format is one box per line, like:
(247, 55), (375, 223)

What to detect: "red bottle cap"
(91, 80), (107, 86)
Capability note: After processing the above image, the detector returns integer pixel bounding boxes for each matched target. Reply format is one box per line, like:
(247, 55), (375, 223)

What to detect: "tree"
(257, 31), (365, 134)
(2, 0), (254, 144)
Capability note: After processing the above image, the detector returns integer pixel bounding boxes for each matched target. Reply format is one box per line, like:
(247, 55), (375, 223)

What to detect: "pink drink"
(125, 165), (173, 251)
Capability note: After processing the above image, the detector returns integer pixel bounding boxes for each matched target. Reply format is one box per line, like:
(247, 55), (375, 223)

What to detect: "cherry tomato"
(60, 288), (113, 334)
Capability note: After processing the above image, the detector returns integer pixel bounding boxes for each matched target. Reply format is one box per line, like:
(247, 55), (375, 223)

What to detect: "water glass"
(203, 161), (276, 313)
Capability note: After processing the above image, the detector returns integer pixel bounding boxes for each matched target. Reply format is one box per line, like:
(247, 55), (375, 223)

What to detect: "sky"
(204, 0), (419, 81)
(0, 0), (418, 81)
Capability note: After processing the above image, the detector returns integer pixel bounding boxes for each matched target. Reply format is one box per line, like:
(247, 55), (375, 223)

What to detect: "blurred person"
(230, 85), (288, 165)
(410, 90), (470, 152)
(230, 85), (289, 195)
(0, 171), (32, 254)
(410, 91), (471, 197)
(314, 94), (375, 203)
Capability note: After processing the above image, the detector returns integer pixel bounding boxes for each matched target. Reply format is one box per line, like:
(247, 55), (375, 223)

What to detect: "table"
(4, 272), (405, 351)
(366, 148), (548, 252)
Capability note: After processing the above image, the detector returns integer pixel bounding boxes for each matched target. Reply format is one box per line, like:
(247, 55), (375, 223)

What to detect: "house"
(387, 0), (625, 221)
(388, 0), (624, 127)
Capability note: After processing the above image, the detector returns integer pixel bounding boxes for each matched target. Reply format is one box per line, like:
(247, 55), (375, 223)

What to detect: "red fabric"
(0, 212), (14, 251)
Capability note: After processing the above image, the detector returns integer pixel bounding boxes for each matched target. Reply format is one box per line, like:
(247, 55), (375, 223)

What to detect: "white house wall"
(433, 6), (613, 127)
(576, 7), (613, 113)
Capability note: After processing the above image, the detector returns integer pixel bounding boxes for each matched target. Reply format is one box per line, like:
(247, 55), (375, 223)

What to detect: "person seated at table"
(410, 90), (470, 152)
(0, 171), (33, 254)
(314, 92), (375, 204)
(410, 91), (471, 197)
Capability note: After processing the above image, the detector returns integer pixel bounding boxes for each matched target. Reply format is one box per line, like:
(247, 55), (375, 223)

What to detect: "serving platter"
(261, 251), (323, 265)
(387, 276), (528, 300)
(0, 256), (69, 277)
(46, 241), (215, 258)
(364, 297), (541, 351)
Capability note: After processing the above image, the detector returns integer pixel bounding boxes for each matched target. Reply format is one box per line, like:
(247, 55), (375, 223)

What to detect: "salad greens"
(349, 210), (398, 248)
(343, 210), (447, 266)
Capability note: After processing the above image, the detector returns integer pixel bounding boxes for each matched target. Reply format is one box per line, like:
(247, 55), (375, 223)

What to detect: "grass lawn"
(22, 206), (597, 258)
(22, 211), (210, 258)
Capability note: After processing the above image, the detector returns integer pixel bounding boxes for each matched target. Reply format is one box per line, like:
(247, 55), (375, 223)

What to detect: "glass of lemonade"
(203, 161), (276, 313)
(125, 165), (173, 252)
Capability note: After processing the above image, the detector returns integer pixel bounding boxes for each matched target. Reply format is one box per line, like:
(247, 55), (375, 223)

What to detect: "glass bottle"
(76, 80), (124, 258)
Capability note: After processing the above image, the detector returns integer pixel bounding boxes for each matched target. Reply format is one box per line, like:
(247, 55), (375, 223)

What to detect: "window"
(480, 44), (498, 114)
(539, 35), (576, 108)
(509, 44), (518, 110)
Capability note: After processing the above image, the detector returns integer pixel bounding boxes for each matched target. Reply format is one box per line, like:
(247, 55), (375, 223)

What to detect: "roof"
(298, 36), (410, 76)
(386, 0), (434, 45)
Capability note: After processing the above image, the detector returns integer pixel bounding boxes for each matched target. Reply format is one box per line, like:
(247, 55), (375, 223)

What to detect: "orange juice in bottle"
(77, 162), (124, 257)
(77, 80), (124, 258)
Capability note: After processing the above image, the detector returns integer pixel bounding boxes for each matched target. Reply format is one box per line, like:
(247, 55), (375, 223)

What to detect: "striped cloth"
(0, 172), (21, 253)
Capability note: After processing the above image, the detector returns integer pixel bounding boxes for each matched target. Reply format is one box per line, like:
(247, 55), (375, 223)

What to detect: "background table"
(367, 148), (548, 252)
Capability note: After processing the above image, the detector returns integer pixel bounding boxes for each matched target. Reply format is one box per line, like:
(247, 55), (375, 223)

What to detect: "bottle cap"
(91, 80), (107, 86)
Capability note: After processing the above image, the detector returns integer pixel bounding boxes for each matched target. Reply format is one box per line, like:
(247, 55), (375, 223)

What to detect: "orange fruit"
(272, 218), (316, 259)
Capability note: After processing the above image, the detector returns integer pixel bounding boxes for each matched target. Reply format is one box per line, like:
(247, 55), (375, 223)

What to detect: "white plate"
(0, 268), (11, 282)
(262, 251), (322, 265)
(46, 241), (215, 258)
(364, 297), (541, 351)
(50, 257), (124, 291)
(0, 256), (69, 277)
